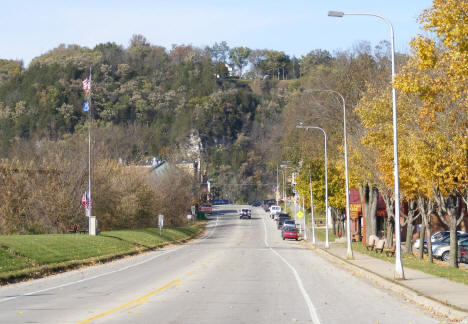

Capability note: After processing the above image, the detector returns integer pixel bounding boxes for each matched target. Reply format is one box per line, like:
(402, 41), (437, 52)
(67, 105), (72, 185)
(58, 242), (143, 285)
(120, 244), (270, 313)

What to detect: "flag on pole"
(82, 77), (91, 93)
(81, 191), (91, 210)
(83, 100), (89, 112)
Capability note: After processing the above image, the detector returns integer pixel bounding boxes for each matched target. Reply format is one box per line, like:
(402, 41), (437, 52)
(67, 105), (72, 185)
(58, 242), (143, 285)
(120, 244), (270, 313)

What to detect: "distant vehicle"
(269, 205), (281, 218)
(262, 199), (276, 212)
(239, 208), (251, 219)
(249, 201), (262, 207)
(200, 203), (212, 215)
(458, 238), (468, 263)
(212, 199), (223, 205)
(276, 213), (290, 229)
(282, 227), (298, 241)
(212, 199), (231, 205)
(282, 220), (296, 228)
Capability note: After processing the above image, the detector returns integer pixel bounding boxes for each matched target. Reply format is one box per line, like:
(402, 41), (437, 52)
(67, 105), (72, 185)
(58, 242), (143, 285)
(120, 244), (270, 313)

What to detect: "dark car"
(458, 238), (468, 263)
(250, 201), (262, 207)
(276, 213), (290, 229)
(239, 208), (251, 219)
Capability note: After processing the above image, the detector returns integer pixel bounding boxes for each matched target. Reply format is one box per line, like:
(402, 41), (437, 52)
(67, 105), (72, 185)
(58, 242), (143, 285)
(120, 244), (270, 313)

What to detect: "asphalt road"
(0, 205), (442, 324)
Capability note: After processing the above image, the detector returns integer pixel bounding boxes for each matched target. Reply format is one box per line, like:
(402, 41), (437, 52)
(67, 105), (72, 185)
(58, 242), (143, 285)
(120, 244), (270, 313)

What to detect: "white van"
(269, 205), (281, 219)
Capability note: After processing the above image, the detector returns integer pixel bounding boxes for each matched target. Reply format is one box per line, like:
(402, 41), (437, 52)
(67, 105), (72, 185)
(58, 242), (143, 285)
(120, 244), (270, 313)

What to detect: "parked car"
(276, 213), (291, 229)
(200, 203), (212, 215)
(431, 233), (468, 260)
(269, 205), (281, 218)
(458, 238), (468, 263)
(282, 227), (298, 241)
(282, 220), (296, 228)
(414, 230), (464, 250)
(239, 208), (251, 219)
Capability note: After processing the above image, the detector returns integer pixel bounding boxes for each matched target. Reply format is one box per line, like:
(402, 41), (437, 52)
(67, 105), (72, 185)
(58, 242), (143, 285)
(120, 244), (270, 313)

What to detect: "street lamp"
(296, 124), (330, 248)
(303, 89), (353, 258)
(328, 10), (404, 279)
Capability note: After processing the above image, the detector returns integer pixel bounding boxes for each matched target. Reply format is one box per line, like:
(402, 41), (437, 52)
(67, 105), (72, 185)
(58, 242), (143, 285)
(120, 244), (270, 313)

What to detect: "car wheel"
(282, 237), (285, 240)
(296, 238), (298, 241)
(442, 251), (450, 262)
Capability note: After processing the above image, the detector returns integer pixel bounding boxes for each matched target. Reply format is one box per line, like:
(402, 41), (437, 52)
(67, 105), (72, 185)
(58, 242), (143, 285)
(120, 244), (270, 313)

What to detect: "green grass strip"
(0, 223), (204, 283)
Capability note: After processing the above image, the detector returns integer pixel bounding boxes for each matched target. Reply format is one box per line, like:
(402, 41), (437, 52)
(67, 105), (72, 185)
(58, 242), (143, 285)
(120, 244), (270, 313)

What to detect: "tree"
(395, 0), (468, 267)
(229, 47), (251, 78)
(300, 49), (332, 76)
(207, 41), (230, 63)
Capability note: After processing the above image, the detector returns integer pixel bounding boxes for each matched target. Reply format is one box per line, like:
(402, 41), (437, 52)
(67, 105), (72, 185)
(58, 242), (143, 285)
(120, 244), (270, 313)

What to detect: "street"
(0, 205), (442, 323)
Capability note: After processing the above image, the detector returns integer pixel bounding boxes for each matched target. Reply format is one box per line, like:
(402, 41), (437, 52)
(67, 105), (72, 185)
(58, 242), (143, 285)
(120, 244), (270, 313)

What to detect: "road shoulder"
(303, 242), (468, 323)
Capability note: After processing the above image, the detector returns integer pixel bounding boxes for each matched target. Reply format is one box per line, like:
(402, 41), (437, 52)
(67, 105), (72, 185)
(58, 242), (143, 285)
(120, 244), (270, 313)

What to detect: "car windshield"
(284, 228), (296, 232)
(432, 232), (446, 240)
(460, 239), (468, 246)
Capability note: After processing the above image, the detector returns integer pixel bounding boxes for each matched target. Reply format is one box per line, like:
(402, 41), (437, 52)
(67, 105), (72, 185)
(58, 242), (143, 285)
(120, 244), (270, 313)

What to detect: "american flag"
(81, 191), (91, 210)
(82, 77), (91, 93)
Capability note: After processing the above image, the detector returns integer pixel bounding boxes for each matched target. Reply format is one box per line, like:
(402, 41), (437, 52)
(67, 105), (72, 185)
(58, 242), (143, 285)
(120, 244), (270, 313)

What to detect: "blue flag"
(83, 101), (89, 112)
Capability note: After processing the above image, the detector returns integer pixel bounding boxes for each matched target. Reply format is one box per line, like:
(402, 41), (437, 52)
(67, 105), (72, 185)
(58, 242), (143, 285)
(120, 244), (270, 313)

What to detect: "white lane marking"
(262, 214), (321, 324)
(0, 216), (219, 304)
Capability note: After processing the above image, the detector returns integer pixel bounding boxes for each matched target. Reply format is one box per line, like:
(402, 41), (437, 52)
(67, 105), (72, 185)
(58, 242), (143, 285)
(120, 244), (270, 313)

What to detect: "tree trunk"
(382, 188), (395, 249)
(418, 196), (434, 263)
(368, 185), (378, 238)
(426, 226), (433, 262)
(418, 224), (425, 260)
(404, 200), (419, 254)
(434, 188), (463, 268)
(331, 207), (337, 235)
(405, 221), (414, 254)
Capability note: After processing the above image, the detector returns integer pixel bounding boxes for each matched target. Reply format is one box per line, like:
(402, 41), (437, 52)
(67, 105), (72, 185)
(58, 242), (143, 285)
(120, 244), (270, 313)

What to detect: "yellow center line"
(76, 279), (181, 324)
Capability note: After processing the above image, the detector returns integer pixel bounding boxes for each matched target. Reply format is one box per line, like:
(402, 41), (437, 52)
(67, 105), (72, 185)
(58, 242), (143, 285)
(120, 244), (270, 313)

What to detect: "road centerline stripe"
(76, 279), (181, 324)
(262, 213), (321, 324)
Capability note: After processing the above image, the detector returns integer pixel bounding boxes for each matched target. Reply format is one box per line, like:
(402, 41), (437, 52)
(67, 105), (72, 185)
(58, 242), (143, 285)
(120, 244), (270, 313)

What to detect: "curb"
(303, 242), (468, 323)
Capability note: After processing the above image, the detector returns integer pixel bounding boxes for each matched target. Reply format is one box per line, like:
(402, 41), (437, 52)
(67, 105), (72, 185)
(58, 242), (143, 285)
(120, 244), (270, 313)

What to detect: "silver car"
(433, 236), (468, 262)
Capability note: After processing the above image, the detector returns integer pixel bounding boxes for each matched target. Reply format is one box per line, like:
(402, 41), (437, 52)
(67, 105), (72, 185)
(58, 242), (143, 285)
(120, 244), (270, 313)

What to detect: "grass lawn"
(315, 228), (337, 242)
(0, 248), (30, 273)
(313, 228), (468, 285)
(0, 223), (204, 283)
(351, 242), (468, 286)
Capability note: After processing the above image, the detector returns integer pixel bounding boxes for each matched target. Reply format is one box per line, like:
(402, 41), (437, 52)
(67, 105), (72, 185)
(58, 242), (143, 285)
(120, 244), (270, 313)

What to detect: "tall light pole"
(328, 10), (404, 279)
(280, 169), (286, 211)
(296, 124), (329, 248)
(276, 165), (280, 206)
(309, 173), (316, 244)
(304, 89), (353, 258)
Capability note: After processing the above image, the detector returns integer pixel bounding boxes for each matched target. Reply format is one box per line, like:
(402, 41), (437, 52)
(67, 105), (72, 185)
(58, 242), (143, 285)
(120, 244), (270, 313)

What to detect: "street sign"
(296, 211), (304, 218)
(158, 214), (164, 235)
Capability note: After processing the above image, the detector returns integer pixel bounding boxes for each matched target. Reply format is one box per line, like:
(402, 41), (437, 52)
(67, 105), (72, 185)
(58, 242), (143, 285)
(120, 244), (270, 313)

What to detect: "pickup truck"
(200, 203), (212, 215)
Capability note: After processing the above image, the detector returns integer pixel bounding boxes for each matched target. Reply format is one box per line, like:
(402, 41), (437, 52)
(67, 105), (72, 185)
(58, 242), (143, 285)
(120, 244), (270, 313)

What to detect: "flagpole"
(87, 66), (94, 235)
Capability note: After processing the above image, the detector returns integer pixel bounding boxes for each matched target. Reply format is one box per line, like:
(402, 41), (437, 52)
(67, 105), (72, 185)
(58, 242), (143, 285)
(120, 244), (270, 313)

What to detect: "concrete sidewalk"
(307, 240), (468, 321)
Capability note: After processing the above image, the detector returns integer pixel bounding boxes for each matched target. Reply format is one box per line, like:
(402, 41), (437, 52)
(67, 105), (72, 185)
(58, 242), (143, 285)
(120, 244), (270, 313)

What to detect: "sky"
(1, 0), (434, 65)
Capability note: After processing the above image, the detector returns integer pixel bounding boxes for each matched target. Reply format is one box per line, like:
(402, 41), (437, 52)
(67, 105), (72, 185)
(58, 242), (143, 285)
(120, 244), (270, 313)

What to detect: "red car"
(200, 203), (212, 215)
(282, 227), (298, 240)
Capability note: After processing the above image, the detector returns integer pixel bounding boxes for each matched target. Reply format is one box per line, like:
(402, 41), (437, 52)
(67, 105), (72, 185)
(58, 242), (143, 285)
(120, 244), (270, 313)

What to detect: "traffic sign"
(296, 211), (304, 218)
